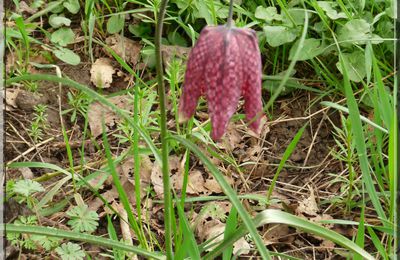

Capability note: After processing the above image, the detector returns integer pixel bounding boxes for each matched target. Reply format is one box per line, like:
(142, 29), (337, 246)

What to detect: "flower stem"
(227, 0), (234, 28)
(155, 0), (174, 259)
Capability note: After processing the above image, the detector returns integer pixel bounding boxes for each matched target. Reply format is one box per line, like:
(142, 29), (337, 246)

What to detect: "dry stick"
(7, 121), (32, 146)
(302, 112), (327, 168)
(8, 134), (63, 164)
(32, 159), (106, 183)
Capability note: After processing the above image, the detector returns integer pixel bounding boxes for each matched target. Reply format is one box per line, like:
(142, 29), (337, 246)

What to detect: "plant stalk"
(155, 0), (174, 259)
(226, 0), (234, 28)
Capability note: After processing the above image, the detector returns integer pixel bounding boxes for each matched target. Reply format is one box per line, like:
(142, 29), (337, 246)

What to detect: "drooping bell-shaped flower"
(178, 25), (264, 140)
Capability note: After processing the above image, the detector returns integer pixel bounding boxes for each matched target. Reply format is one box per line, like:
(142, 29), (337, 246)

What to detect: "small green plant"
(114, 119), (135, 144)
(55, 242), (86, 260)
(8, 179), (44, 209)
(7, 215), (62, 250)
(330, 114), (359, 212)
(64, 90), (91, 122)
(66, 204), (99, 233)
(24, 81), (39, 92)
(28, 104), (48, 142)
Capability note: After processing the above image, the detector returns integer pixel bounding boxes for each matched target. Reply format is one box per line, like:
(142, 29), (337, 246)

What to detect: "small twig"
(7, 122), (32, 146)
(32, 159), (106, 182)
(302, 112), (327, 168)
(8, 135), (56, 164)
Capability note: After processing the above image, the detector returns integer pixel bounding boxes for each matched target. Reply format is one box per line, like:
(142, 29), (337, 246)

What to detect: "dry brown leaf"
(172, 169), (207, 195)
(105, 35), (141, 65)
(204, 176), (222, 194)
(308, 214), (337, 247)
(88, 95), (132, 138)
(88, 188), (119, 213)
(90, 58), (115, 88)
(216, 124), (244, 151)
(18, 1), (37, 14)
(117, 202), (133, 245)
(151, 156), (181, 197)
(197, 218), (250, 256)
(121, 156), (152, 185)
(204, 175), (234, 194)
(5, 88), (20, 109)
(320, 239), (335, 250)
(161, 45), (191, 68)
(18, 167), (34, 179)
(263, 224), (290, 245)
(296, 188), (319, 216)
(233, 237), (251, 256)
(193, 202), (231, 236)
(197, 219), (225, 245)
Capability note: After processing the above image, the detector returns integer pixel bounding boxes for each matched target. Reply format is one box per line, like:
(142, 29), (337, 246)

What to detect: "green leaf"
(222, 207), (237, 260)
(282, 8), (308, 26)
(198, 1), (214, 25)
(107, 14), (125, 34)
(267, 125), (307, 200)
(51, 28), (75, 46)
(254, 6), (282, 22)
(167, 30), (188, 47)
(55, 242), (86, 260)
(49, 14), (71, 28)
(63, 0), (80, 14)
(4, 224), (164, 259)
(339, 52), (387, 225)
(31, 235), (62, 250)
(263, 25), (298, 47)
(289, 38), (323, 60)
(336, 51), (366, 82)
(317, 1), (347, 20)
(53, 48), (81, 65)
(337, 19), (383, 46)
(66, 205), (99, 233)
(13, 179), (44, 197)
(205, 209), (375, 260)
(51, 3), (65, 14)
(128, 23), (152, 38)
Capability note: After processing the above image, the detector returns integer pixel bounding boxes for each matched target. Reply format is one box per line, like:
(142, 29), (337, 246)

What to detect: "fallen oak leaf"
(90, 58), (115, 89)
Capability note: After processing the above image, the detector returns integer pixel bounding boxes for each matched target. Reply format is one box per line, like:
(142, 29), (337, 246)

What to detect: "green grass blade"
(388, 110), (397, 243)
(267, 124), (307, 201)
(367, 226), (388, 259)
(205, 209), (374, 260)
(36, 176), (71, 210)
(170, 135), (271, 259)
(354, 205), (365, 260)
(175, 198), (201, 259)
(222, 206), (237, 260)
(339, 53), (387, 224)
(26, 0), (63, 22)
(8, 161), (76, 178)
(3, 224), (164, 259)
(14, 16), (30, 66)
(107, 215), (124, 260)
(102, 125), (146, 248)
(320, 101), (388, 134)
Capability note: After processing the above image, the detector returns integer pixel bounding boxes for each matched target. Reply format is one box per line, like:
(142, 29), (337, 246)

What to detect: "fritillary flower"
(178, 25), (264, 140)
